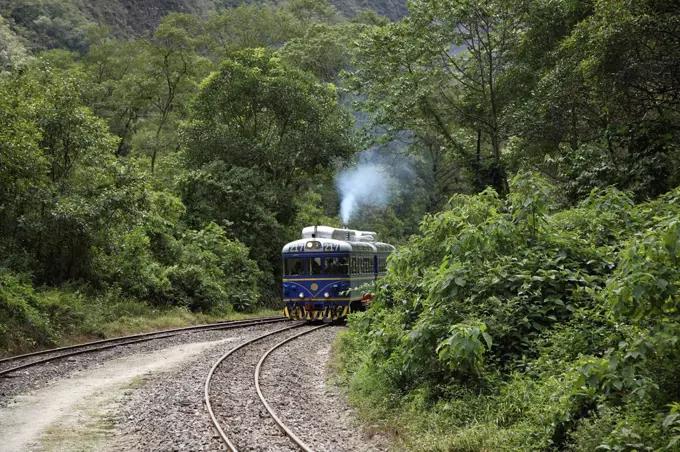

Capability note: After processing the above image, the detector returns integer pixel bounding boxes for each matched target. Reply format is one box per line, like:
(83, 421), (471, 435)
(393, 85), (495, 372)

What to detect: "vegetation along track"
(0, 316), (285, 378)
(205, 322), (329, 451)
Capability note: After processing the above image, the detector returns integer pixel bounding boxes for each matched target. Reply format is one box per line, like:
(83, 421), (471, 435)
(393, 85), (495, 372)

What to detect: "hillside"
(84, 0), (409, 32)
(0, 0), (408, 53)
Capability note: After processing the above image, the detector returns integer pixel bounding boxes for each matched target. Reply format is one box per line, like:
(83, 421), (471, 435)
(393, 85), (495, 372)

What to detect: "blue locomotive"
(282, 226), (394, 321)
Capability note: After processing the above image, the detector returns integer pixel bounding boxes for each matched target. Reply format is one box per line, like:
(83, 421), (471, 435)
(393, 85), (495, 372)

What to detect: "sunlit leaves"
(437, 320), (492, 373)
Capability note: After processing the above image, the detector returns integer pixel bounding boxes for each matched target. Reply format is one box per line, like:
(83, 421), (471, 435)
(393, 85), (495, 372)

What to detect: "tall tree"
(183, 49), (355, 188)
(350, 0), (524, 200)
(506, 0), (680, 202)
(182, 49), (355, 285)
(145, 13), (208, 174)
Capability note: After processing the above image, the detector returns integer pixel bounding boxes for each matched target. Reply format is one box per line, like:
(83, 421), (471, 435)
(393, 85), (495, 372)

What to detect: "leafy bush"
(339, 174), (680, 450)
(0, 271), (87, 354)
(0, 271), (54, 353)
(165, 223), (262, 313)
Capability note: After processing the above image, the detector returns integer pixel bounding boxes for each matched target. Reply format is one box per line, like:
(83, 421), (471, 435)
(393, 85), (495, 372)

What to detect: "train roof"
(301, 226), (378, 242)
(282, 237), (394, 254)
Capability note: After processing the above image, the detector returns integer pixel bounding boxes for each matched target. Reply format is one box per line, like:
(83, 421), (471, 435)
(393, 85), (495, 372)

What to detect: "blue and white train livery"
(282, 226), (394, 321)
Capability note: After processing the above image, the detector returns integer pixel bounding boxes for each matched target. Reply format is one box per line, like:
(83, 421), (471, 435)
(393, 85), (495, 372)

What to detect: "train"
(282, 226), (395, 321)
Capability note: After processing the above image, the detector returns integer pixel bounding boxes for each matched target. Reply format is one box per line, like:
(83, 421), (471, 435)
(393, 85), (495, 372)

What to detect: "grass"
(87, 307), (281, 340)
(1, 286), (282, 357)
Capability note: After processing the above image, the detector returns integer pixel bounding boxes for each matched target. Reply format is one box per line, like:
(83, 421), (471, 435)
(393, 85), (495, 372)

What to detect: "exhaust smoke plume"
(336, 153), (399, 225)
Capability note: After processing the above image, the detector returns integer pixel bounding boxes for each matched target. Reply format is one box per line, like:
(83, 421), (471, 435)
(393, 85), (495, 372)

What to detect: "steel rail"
(0, 316), (283, 365)
(0, 317), (287, 378)
(255, 324), (328, 452)
(204, 322), (306, 452)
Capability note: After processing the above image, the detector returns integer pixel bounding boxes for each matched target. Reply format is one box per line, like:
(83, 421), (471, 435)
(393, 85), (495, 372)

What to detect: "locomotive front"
(281, 231), (352, 321)
(282, 226), (393, 321)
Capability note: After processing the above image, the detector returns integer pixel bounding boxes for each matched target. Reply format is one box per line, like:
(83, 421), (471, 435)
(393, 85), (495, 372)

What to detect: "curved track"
(255, 325), (328, 452)
(205, 322), (328, 452)
(0, 316), (285, 378)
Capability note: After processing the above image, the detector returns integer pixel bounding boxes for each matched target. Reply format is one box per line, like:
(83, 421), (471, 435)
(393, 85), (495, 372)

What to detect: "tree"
(0, 14), (28, 70)
(182, 49), (356, 291)
(350, 0), (525, 199)
(279, 23), (370, 83)
(505, 0), (680, 203)
(184, 49), (355, 187)
(204, 5), (298, 57)
(0, 65), (47, 259)
(144, 13), (209, 174)
(83, 40), (152, 156)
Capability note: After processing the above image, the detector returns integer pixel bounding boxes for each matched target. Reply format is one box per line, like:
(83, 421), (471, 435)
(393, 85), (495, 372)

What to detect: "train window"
(284, 258), (304, 276)
(325, 257), (349, 275)
(351, 257), (358, 274)
(305, 257), (322, 275)
(362, 257), (371, 274)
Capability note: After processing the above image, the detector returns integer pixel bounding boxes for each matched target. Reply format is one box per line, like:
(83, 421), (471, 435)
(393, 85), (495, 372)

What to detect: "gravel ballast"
(259, 326), (389, 452)
(1, 321), (390, 451)
(0, 321), (286, 409)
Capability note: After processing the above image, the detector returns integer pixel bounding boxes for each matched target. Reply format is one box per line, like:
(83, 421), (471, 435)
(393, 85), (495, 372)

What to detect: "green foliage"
(182, 49), (356, 295)
(0, 14), (28, 69)
(167, 223), (262, 313)
(437, 320), (491, 374)
(0, 0), (406, 55)
(184, 49), (355, 176)
(279, 23), (367, 82)
(505, 0), (680, 203)
(0, 270), (54, 353)
(0, 0), (93, 53)
(204, 5), (294, 56)
(340, 175), (680, 450)
(664, 402), (680, 450)
(349, 0), (523, 200)
(0, 57), (265, 352)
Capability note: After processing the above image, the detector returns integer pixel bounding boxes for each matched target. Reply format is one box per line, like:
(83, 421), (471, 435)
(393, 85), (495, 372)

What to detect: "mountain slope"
(0, 0), (408, 52)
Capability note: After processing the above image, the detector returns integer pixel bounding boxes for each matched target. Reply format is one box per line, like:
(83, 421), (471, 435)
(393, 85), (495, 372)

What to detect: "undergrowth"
(337, 174), (680, 451)
(0, 275), (279, 357)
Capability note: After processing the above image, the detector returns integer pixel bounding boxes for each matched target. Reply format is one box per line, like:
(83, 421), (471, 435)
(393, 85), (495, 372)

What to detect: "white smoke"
(336, 160), (395, 225)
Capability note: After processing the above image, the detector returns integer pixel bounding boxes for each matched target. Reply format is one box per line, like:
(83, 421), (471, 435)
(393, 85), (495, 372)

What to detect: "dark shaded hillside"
(0, 0), (408, 53)
(77, 0), (407, 35)
(0, 0), (407, 53)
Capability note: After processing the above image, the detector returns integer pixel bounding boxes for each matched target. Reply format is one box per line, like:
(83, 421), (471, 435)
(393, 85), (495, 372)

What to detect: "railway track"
(205, 322), (329, 452)
(0, 316), (286, 378)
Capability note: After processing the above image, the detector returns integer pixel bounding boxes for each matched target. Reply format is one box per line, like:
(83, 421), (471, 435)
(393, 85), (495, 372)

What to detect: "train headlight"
(324, 292), (330, 298)
(299, 292), (305, 298)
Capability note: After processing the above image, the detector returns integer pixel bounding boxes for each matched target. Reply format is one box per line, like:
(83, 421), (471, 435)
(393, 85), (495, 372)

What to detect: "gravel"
(207, 324), (320, 452)
(1, 320), (390, 452)
(113, 323), (312, 451)
(0, 321), (286, 409)
(259, 326), (389, 452)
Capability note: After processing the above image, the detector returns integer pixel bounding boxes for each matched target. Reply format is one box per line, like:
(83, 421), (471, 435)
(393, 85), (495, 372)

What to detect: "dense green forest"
(2, 0), (680, 449)
(0, 0), (407, 52)
(338, 0), (680, 450)
(0, 0), (413, 353)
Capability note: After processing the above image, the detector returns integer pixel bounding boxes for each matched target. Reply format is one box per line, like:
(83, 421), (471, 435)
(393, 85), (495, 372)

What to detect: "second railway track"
(0, 316), (286, 378)
(205, 322), (329, 452)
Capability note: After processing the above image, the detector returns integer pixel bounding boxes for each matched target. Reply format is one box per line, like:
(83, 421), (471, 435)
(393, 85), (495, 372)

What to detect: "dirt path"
(0, 337), (236, 452)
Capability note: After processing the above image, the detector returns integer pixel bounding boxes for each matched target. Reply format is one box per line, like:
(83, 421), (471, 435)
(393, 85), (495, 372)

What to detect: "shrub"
(0, 270), (54, 353)
(339, 174), (680, 449)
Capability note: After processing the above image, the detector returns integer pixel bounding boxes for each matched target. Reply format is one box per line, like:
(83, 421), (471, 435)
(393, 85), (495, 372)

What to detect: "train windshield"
(284, 258), (304, 276)
(324, 257), (349, 275)
(305, 257), (323, 275)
